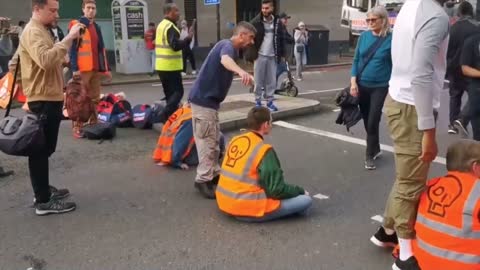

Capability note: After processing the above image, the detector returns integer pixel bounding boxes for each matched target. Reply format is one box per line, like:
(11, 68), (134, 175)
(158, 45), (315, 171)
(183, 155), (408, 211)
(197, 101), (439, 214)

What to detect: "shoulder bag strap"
(357, 36), (386, 82)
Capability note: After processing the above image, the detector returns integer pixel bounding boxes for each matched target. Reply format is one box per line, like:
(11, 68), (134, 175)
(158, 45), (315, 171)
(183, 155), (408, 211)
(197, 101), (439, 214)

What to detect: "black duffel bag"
(0, 58), (46, 156)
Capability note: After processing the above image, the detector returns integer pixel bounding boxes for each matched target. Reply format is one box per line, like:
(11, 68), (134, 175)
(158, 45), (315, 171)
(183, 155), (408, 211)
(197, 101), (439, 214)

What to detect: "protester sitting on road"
(153, 103), (225, 170)
(410, 140), (480, 270)
(350, 6), (392, 170)
(216, 107), (312, 222)
(293, 21), (308, 81)
(188, 21), (255, 199)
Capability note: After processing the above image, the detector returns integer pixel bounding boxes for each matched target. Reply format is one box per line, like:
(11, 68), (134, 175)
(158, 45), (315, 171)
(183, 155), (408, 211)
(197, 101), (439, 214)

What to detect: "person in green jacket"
(219, 106), (312, 222)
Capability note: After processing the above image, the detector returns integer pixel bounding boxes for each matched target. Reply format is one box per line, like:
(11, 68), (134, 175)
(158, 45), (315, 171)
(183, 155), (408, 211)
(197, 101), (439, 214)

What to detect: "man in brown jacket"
(16, 0), (83, 215)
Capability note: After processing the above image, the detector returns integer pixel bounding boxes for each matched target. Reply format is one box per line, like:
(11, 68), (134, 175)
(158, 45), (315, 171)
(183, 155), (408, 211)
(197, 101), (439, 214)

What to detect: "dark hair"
(82, 0), (96, 8)
(233, 21), (257, 35)
(262, 0), (274, 5)
(458, 1), (474, 17)
(32, 0), (57, 8)
(149, 22), (155, 27)
(18, 21), (26, 27)
(446, 140), (480, 172)
(247, 107), (271, 131)
(164, 3), (177, 15)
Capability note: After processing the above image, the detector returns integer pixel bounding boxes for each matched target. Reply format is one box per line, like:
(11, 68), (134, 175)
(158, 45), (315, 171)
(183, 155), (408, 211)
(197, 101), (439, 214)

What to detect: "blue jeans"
(149, 50), (155, 73)
(235, 195), (313, 223)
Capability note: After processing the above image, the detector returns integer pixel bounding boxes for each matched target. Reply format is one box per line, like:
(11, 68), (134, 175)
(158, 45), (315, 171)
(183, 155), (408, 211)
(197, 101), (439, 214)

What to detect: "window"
(346, 0), (369, 9)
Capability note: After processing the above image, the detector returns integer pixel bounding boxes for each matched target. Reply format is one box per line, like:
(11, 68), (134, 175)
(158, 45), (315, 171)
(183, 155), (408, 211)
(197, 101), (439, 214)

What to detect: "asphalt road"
(0, 67), (467, 270)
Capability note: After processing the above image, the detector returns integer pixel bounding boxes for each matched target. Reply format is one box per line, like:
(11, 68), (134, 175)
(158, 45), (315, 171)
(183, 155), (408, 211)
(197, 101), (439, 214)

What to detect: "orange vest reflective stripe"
(69, 20), (108, 72)
(216, 131), (280, 217)
(413, 172), (480, 270)
(152, 107), (194, 164)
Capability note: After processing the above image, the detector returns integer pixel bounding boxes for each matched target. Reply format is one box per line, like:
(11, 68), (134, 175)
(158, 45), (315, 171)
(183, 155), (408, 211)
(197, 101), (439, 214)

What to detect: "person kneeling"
(216, 107), (312, 222)
(153, 103), (224, 170)
(408, 140), (480, 270)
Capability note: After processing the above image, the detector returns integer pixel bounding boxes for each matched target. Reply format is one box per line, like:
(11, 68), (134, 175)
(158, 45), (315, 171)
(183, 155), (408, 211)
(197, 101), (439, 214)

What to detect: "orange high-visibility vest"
(69, 20), (108, 72)
(216, 131), (281, 217)
(413, 172), (480, 270)
(152, 107), (194, 164)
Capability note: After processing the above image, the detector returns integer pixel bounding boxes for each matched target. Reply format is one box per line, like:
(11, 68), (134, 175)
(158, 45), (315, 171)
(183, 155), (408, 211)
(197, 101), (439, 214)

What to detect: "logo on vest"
(225, 136), (251, 168)
(427, 175), (463, 218)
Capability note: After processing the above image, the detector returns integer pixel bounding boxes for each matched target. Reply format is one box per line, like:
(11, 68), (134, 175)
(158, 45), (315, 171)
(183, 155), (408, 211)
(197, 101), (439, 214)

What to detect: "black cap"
(279, 12), (291, 19)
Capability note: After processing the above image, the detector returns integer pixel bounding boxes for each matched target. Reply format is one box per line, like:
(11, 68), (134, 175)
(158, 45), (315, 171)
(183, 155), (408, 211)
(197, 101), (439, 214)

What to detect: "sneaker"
(256, 100), (262, 107)
(191, 70), (197, 75)
(392, 256), (421, 270)
(365, 158), (376, 170)
(448, 125), (458, 134)
(373, 151), (383, 160)
(370, 227), (398, 248)
(33, 186), (70, 204)
(194, 182), (216, 199)
(181, 72), (187, 77)
(35, 199), (76, 216)
(267, 101), (278, 112)
(454, 119), (469, 136)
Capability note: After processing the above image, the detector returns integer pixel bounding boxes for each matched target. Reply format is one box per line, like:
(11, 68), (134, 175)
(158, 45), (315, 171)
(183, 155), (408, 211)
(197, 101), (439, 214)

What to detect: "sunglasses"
(366, 18), (379, 23)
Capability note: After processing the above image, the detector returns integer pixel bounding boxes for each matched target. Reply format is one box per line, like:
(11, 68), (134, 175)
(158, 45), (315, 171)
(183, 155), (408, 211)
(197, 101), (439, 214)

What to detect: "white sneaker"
(181, 72), (187, 77)
(192, 70), (197, 75)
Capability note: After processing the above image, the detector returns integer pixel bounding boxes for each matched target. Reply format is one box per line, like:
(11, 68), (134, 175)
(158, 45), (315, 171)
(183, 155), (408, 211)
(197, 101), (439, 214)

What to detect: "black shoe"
(33, 186), (70, 204)
(365, 159), (376, 170)
(35, 198), (76, 216)
(448, 125), (458, 134)
(454, 119), (469, 137)
(392, 256), (421, 270)
(194, 182), (216, 199)
(0, 167), (14, 178)
(370, 227), (398, 248)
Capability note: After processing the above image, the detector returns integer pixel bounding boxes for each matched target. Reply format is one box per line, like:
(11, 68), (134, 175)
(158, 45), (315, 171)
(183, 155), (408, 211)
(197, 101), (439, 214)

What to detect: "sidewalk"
(105, 54), (352, 86)
(153, 93), (321, 133)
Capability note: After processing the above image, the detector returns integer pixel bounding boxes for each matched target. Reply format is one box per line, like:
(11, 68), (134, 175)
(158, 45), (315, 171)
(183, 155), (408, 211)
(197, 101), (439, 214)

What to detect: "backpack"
(97, 93), (133, 127)
(132, 104), (153, 129)
(65, 79), (95, 122)
(82, 122), (116, 143)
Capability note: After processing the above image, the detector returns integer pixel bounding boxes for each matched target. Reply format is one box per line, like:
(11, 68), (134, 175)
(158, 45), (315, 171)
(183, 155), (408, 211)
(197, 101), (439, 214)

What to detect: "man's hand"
(419, 129), (437, 163)
(65, 23), (84, 41)
(238, 70), (254, 86)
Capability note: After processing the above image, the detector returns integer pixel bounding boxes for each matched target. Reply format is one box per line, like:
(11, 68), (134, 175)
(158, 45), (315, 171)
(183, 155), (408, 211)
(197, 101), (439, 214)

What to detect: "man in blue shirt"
(188, 21), (256, 199)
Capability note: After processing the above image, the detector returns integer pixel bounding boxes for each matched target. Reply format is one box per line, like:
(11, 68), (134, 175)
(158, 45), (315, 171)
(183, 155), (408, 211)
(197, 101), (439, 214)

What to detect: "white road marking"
(371, 215), (384, 223)
(298, 88), (344, 96)
(314, 193), (330, 200)
(273, 121), (447, 165)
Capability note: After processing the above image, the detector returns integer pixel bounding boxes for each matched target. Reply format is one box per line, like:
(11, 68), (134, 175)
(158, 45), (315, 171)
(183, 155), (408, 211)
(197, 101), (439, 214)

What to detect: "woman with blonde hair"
(350, 6), (392, 170)
(293, 21), (308, 81)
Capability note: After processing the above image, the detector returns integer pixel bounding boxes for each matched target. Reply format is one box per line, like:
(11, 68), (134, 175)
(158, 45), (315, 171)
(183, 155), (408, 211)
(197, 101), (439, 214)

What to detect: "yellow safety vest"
(155, 19), (183, 71)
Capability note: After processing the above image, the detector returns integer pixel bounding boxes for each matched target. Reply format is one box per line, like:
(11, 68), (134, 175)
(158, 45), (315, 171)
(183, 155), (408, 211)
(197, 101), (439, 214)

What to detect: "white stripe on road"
(298, 88), (344, 96)
(273, 121), (447, 165)
(371, 215), (385, 224)
(314, 193), (330, 200)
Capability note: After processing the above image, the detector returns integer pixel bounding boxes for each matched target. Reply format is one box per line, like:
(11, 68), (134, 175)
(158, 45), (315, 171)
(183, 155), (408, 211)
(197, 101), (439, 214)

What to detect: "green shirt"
(258, 149), (305, 199)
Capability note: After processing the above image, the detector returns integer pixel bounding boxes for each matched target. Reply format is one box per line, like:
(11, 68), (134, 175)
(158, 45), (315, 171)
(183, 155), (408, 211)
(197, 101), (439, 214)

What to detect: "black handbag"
(0, 57), (46, 156)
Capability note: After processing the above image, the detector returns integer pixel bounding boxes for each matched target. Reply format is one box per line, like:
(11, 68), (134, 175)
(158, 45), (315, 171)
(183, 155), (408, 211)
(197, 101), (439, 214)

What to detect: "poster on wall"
(126, 7), (145, 40)
(112, 8), (122, 40)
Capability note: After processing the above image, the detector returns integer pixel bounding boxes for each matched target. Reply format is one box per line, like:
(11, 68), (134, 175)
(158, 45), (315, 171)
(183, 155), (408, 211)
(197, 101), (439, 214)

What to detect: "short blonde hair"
(367, 6), (390, 37)
(446, 140), (480, 172)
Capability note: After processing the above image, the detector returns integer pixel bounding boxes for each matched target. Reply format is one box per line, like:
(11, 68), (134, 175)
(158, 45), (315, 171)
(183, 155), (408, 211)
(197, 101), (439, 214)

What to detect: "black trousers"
(158, 71), (184, 123)
(182, 46), (196, 73)
(468, 86), (480, 141)
(358, 85), (388, 159)
(449, 75), (470, 125)
(27, 101), (63, 203)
